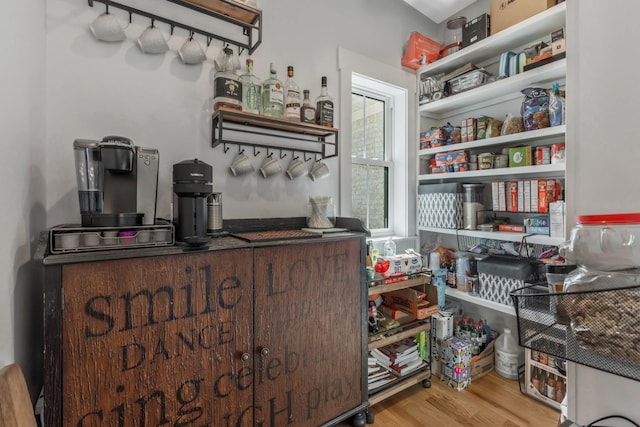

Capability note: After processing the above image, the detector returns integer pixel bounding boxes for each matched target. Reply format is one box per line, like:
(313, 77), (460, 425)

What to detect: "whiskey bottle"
(284, 66), (301, 121)
(315, 76), (334, 127)
(240, 58), (261, 114)
(262, 62), (284, 118)
(213, 46), (242, 111)
(300, 89), (316, 123)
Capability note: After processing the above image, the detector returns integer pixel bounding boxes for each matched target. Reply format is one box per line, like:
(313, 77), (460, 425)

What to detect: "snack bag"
(548, 83), (566, 127)
(521, 87), (550, 131)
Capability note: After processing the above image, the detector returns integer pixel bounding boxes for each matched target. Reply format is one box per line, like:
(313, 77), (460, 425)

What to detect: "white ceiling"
(402, 0), (477, 24)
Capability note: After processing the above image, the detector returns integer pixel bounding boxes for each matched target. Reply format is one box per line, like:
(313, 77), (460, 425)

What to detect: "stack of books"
(367, 356), (396, 392)
(370, 337), (426, 380)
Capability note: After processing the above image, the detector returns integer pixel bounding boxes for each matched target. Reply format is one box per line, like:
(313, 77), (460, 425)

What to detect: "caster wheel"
(366, 411), (375, 424)
(422, 379), (432, 388)
(351, 412), (366, 427)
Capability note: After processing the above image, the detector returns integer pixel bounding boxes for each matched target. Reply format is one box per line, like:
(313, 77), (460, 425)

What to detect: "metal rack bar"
(88, 0), (262, 54)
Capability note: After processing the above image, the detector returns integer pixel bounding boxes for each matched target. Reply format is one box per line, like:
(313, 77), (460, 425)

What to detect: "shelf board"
(368, 321), (431, 351)
(419, 59), (566, 117)
(368, 369), (431, 406)
(418, 2), (566, 77)
(419, 126), (566, 156)
(367, 273), (430, 296)
(445, 287), (516, 315)
(418, 163), (565, 183)
(213, 106), (338, 136)
(418, 227), (565, 246)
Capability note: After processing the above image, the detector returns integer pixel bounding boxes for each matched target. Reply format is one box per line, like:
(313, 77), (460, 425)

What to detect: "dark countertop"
(37, 216), (370, 266)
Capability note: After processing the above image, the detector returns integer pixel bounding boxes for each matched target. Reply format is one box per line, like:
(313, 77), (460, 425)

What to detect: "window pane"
(351, 93), (365, 157)
(365, 97), (385, 160)
(351, 164), (388, 230)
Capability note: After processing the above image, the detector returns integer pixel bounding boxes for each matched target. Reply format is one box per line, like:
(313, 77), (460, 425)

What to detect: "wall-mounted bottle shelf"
(211, 107), (339, 158)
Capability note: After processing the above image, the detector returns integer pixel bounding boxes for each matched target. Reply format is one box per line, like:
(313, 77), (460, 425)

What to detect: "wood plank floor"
(341, 371), (560, 426)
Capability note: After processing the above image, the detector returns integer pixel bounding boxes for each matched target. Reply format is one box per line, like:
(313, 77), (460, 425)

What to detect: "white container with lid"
(495, 328), (521, 380)
(559, 213), (640, 270)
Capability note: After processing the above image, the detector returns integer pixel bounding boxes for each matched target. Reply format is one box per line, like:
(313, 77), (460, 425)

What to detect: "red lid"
(575, 213), (640, 225)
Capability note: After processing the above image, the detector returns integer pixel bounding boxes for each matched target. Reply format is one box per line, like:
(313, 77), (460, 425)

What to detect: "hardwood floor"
(342, 371), (560, 426)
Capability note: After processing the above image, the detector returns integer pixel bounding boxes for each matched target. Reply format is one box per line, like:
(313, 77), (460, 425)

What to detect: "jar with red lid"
(559, 212), (640, 270)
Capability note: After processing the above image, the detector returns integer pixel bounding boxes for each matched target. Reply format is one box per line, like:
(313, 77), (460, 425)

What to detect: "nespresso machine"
(73, 136), (159, 227)
(173, 159), (213, 244)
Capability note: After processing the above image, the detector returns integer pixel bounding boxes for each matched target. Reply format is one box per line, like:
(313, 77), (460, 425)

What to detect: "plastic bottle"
(495, 328), (521, 380)
(383, 238), (396, 257)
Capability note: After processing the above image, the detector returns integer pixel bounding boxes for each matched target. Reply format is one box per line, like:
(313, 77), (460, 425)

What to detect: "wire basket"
(511, 283), (640, 382)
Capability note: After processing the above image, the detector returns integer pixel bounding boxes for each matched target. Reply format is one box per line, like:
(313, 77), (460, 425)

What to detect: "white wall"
(2, 0), (440, 398)
(566, 1), (640, 424)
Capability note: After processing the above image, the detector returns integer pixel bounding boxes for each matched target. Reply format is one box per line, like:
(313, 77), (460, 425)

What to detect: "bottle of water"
(383, 238), (396, 257)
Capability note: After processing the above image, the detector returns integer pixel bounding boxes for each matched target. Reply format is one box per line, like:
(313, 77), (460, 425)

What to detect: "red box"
(498, 224), (526, 233)
(402, 32), (442, 70)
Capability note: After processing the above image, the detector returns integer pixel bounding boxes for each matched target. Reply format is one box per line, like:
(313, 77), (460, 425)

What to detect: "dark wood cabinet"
(41, 233), (367, 426)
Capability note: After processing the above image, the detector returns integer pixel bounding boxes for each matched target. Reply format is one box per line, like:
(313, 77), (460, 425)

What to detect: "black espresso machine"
(73, 136), (159, 227)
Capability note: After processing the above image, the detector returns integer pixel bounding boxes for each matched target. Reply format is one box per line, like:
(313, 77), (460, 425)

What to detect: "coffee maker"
(173, 159), (213, 243)
(73, 136), (159, 227)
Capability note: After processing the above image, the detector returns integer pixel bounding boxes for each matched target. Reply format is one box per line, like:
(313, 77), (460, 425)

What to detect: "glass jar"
(559, 212), (640, 270)
(462, 183), (485, 230)
(442, 16), (466, 56)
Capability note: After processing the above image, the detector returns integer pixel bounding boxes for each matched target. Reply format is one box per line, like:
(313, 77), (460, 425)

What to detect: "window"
(338, 48), (417, 240)
(350, 90), (392, 231)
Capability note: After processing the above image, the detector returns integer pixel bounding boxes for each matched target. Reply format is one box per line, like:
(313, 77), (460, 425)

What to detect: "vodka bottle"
(300, 89), (316, 123)
(315, 76), (334, 127)
(262, 62), (284, 118)
(213, 47), (242, 111)
(240, 58), (261, 114)
(284, 66), (301, 121)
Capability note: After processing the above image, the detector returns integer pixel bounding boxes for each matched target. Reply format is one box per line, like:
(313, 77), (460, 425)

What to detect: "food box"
(469, 333), (498, 380)
(435, 150), (468, 168)
(441, 336), (472, 366)
(526, 226), (550, 235)
(498, 224), (525, 233)
(420, 128), (446, 149)
(377, 255), (409, 284)
(490, 0), (557, 35)
(448, 69), (491, 95)
(417, 183), (463, 229)
(441, 362), (471, 382)
(380, 286), (438, 320)
(509, 146), (532, 167)
(440, 373), (470, 392)
(476, 116), (491, 139)
(462, 13), (491, 48)
(378, 304), (413, 325)
(477, 256), (535, 305)
(461, 118), (477, 142)
(402, 32), (442, 70)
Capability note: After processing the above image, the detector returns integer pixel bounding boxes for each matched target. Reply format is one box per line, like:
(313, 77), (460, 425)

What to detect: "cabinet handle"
(260, 347), (270, 358)
(240, 352), (250, 362)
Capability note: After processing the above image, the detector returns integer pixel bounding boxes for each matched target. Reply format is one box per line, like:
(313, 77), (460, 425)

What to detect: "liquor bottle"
(284, 66), (301, 121)
(531, 367), (540, 392)
(262, 62), (284, 118)
(315, 76), (334, 127)
(555, 376), (565, 402)
(300, 89), (316, 123)
(546, 373), (556, 399)
(240, 58), (261, 114)
(213, 46), (242, 111)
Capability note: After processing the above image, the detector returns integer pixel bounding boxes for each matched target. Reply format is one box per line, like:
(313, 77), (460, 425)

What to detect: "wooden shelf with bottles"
(211, 106), (339, 158)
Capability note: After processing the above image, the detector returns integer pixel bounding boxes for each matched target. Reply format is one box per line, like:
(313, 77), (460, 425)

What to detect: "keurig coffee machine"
(73, 136), (159, 227)
(173, 159), (213, 244)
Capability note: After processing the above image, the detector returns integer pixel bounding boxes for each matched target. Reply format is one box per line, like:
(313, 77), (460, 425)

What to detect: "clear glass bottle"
(262, 62), (284, 118)
(300, 89), (316, 123)
(284, 65), (301, 121)
(240, 58), (261, 114)
(315, 76), (334, 127)
(213, 47), (242, 111)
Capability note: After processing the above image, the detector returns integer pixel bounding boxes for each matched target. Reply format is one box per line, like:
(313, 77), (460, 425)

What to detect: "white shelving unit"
(416, 3), (568, 315)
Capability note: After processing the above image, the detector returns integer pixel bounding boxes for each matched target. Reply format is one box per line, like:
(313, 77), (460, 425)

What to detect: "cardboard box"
(378, 304), (413, 325)
(530, 179), (539, 213)
(420, 128), (446, 149)
(509, 146), (532, 167)
(490, 0), (557, 35)
(442, 336), (472, 367)
(476, 116), (490, 139)
(380, 286), (438, 320)
(440, 373), (470, 392)
(509, 181), (518, 212)
(435, 150), (468, 168)
(526, 226), (550, 235)
(402, 32), (442, 70)
(498, 224), (525, 233)
(462, 13), (491, 48)
(524, 216), (549, 227)
(549, 201), (565, 238)
(441, 362), (471, 382)
(469, 333), (497, 380)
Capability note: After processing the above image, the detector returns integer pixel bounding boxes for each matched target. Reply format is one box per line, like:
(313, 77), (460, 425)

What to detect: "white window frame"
(350, 85), (394, 233)
(338, 47), (418, 240)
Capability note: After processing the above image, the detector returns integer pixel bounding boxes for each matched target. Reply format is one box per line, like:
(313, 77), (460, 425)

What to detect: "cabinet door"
(253, 239), (364, 426)
(60, 249), (253, 426)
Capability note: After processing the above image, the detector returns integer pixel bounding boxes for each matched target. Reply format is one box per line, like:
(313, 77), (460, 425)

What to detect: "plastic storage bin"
(462, 183), (485, 230)
(447, 69), (491, 94)
(477, 255), (535, 305)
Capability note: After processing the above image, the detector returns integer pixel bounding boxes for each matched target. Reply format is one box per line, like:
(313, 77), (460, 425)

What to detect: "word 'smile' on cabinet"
(42, 237), (366, 426)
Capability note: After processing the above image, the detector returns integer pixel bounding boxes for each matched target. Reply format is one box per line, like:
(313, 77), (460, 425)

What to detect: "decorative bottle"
(212, 46), (242, 111)
(300, 90), (316, 123)
(240, 58), (261, 114)
(262, 62), (284, 118)
(315, 76), (334, 127)
(284, 66), (301, 121)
